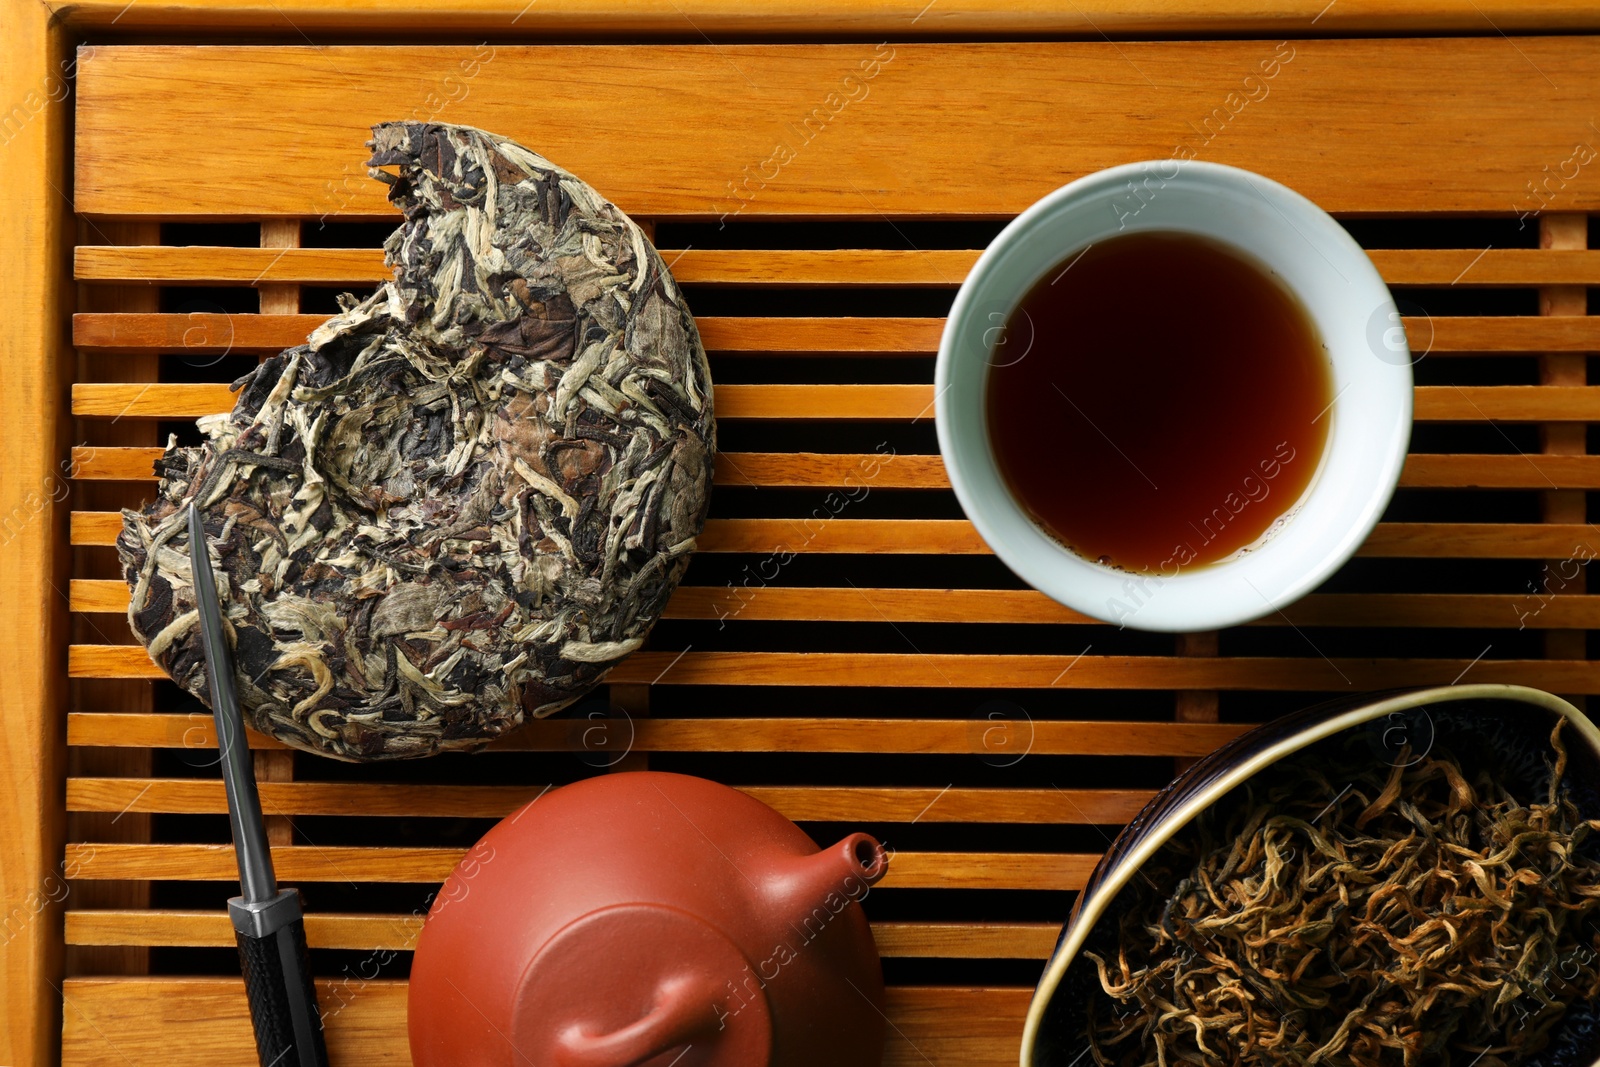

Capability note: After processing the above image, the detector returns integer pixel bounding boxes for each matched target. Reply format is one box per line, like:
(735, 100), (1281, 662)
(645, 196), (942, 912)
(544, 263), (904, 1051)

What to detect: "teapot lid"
(512, 903), (772, 1067)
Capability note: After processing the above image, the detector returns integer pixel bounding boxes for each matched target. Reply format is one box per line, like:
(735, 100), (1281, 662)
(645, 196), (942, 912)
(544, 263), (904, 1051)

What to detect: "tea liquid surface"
(985, 231), (1333, 573)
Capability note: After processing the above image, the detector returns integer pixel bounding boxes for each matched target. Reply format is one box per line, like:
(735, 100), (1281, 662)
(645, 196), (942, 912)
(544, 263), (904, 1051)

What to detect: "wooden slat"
(63, 843), (1096, 891)
(70, 445), (1600, 491)
(1, 2), (72, 1063)
(66, 511), (1600, 557)
(69, 580), (128, 612)
(67, 711), (1249, 756)
(71, 313), (946, 355)
(873, 922), (1058, 960)
(71, 446), (949, 487)
(66, 910), (425, 952)
(44, 0), (1600, 36)
(66, 778), (1154, 824)
(67, 578), (1600, 630)
(697, 520), (1600, 558)
(73, 41), (1600, 218)
(73, 245), (1600, 289)
(70, 381), (940, 420)
(1396, 454), (1600, 489)
(59, 977), (1029, 1067)
(70, 513), (994, 552)
(702, 520), (1600, 558)
(69, 312), (1600, 357)
(68, 448), (161, 481)
(1357, 523), (1600, 557)
(68, 380), (1600, 425)
(1276, 593), (1600, 630)
(73, 246), (988, 288)
(63, 909), (1058, 959)
(1415, 386), (1600, 421)
(67, 515), (988, 551)
(68, 843), (464, 883)
(68, 645), (1600, 692)
(1370, 248), (1600, 288)
(674, 589), (1600, 629)
(1416, 317), (1600, 354)
(76, 245), (391, 285)
(71, 513), (127, 546)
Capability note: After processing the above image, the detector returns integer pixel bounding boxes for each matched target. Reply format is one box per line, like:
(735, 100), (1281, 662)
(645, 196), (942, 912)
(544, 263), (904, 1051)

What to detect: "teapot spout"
(769, 833), (888, 927)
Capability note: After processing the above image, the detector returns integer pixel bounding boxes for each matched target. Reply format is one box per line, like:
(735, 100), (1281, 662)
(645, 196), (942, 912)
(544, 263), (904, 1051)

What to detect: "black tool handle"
(236, 916), (331, 1067)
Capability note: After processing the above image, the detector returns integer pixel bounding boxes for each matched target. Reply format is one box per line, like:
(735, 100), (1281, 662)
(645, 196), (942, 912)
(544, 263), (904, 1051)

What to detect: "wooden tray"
(5, 5), (1600, 1065)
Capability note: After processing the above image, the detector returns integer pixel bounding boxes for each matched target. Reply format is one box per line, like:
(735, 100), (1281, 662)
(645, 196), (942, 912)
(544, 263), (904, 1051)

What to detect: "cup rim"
(935, 160), (1413, 632)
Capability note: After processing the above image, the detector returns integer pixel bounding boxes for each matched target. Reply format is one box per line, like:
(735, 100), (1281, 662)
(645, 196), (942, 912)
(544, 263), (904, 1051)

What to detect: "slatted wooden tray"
(5, 5), (1600, 1066)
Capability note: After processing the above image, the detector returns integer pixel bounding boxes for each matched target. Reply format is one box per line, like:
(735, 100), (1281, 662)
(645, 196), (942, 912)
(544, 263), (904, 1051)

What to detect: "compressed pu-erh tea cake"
(118, 121), (714, 761)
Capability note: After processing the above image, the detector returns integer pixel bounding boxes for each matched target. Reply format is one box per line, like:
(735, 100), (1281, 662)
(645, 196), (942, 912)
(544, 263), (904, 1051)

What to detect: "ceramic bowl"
(936, 160), (1413, 632)
(1020, 684), (1600, 1067)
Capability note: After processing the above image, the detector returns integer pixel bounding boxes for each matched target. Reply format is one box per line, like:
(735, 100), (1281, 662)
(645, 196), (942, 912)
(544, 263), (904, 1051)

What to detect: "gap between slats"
(67, 712), (1248, 756)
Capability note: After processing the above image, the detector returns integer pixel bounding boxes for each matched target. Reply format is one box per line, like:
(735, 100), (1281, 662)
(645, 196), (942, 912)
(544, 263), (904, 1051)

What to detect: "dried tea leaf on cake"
(118, 121), (714, 760)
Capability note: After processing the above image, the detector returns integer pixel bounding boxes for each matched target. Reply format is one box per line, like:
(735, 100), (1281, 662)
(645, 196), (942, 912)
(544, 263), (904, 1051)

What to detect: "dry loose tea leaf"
(118, 121), (714, 760)
(1084, 720), (1600, 1067)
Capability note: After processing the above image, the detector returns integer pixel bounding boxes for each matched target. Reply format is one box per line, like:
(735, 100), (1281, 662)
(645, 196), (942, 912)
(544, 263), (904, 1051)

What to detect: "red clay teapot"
(408, 771), (890, 1067)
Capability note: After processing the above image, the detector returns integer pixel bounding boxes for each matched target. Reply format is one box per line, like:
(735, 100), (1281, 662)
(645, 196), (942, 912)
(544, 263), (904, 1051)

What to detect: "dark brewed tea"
(985, 231), (1333, 574)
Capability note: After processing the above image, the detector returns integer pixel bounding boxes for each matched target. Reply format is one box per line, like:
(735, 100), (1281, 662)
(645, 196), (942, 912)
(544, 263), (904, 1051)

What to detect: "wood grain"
(63, 843), (1097, 890)
(63, 909), (1059, 958)
(0, 2), (72, 1062)
(67, 579), (1600, 629)
(65, 777), (1156, 824)
(59, 978), (1030, 1066)
(70, 381), (941, 420)
(43, 0), (1600, 36)
(68, 380), (1600, 423)
(71, 313), (947, 355)
(67, 644), (1600, 692)
(73, 41), (1600, 218)
(65, 512), (1600, 558)
(68, 312), (1600, 356)
(72, 245), (1600, 289)
(693, 519), (1600, 558)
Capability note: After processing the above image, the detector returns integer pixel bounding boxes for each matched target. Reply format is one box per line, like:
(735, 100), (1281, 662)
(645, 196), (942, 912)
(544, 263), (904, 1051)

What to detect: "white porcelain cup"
(935, 161), (1413, 632)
